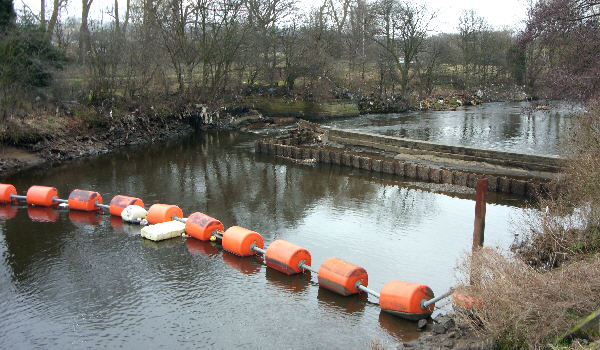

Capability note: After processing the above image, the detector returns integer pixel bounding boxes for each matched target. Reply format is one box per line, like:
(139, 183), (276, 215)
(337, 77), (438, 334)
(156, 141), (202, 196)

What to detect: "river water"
(0, 110), (544, 348)
(321, 101), (579, 156)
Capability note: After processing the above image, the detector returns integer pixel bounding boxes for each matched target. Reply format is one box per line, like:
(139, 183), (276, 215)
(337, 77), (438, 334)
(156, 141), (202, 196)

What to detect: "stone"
(467, 174), (478, 188)
(430, 169), (441, 183)
(453, 171), (468, 187)
(382, 160), (395, 174)
(441, 169), (453, 184)
(302, 148), (312, 159)
(351, 155), (361, 168)
(432, 323), (447, 335)
(319, 149), (330, 163)
(405, 164), (417, 178)
(283, 145), (292, 158)
(417, 319), (428, 331)
(291, 146), (301, 159)
(511, 179), (526, 196)
(276, 144), (285, 156)
(486, 176), (498, 192)
(498, 177), (511, 194)
(310, 148), (320, 160)
(394, 161), (405, 177)
(359, 157), (372, 171)
(260, 141), (269, 154)
(330, 151), (341, 165)
(417, 166), (430, 181)
(526, 182), (540, 199)
(342, 153), (353, 167)
(372, 159), (383, 172)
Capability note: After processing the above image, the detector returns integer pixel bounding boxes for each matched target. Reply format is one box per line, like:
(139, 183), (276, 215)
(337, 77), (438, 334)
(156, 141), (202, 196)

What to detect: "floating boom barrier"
(0, 183), (458, 321)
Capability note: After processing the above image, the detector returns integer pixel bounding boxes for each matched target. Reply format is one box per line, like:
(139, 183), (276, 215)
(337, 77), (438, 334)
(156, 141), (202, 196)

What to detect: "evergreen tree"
(0, 0), (15, 31)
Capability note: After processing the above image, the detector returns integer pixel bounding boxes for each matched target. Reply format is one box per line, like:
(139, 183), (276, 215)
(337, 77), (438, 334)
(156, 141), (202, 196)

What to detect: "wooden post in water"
(470, 178), (488, 286)
(472, 178), (488, 250)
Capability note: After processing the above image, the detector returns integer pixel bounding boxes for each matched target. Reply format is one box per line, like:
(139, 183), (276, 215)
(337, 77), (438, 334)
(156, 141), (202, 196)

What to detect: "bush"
(456, 102), (600, 348)
(456, 248), (600, 349)
(0, 20), (65, 116)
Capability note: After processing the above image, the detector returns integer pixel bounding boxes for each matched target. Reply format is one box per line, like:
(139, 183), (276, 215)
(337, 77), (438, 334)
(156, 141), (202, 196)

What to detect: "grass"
(455, 101), (600, 349)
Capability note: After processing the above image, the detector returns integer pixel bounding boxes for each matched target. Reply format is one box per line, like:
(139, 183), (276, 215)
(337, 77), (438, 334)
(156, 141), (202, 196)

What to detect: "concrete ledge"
(327, 128), (563, 173)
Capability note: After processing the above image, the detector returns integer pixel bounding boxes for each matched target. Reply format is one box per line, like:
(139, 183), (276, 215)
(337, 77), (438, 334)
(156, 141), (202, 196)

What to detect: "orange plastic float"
(68, 189), (103, 211)
(109, 195), (144, 216)
(26, 185), (58, 206)
(265, 239), (311, 275)
(28, 206), (59, 222)
(184, 212), (224, 241)
(317, 257), (368, 296)
(146, 204), (183, 224)
(0, 184), (17, 203)
(379, 281), (435, 320)
(452, 290), (484, 309)
(221, 226), (264, 257)
(0, 205), (17, 220)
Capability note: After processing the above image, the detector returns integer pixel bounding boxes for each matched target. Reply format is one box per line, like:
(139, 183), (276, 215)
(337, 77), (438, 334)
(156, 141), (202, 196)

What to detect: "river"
(0, 104), (557, 348)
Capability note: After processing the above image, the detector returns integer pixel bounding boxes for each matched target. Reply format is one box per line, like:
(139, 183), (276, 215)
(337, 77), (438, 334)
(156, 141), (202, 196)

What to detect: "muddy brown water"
(321, 101), (579, 156)
(0, 130), (532, 349)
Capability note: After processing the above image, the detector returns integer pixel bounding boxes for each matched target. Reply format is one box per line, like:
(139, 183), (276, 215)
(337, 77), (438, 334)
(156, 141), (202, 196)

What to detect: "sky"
(15, 0), (530, 34)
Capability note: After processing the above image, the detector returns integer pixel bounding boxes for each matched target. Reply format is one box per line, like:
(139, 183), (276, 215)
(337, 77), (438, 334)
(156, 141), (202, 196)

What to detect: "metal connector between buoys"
(355, 280), (380, 298)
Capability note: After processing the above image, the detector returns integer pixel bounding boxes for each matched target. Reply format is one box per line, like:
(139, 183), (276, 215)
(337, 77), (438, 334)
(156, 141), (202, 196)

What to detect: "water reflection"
(379, 311), (421, 342)
(0, 205), (17, 220)
(185, 237), (220, 256)
(265, 267), (311, 294)
(222, 252), (262, 275)
(0, 130), (531, 349)
(317, 287), (367, 315)
(27, 206), (60, 223)
(322, 101), (578, 155)
(68, 210), (102, 225)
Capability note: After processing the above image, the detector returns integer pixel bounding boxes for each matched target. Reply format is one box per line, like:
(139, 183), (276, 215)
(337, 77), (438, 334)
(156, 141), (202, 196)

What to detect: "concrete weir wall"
(327, 128), (563, 173)
(255, 136), (561, 198)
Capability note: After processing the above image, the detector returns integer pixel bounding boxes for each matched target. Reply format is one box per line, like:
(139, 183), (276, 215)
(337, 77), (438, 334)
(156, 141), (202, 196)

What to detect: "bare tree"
(79, 0), (93, 62)
(372, 0), (434, 95)
(47, 0), (67, 39)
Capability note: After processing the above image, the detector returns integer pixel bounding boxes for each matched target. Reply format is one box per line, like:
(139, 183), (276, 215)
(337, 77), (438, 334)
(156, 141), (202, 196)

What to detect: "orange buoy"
(221, 226), (264, 257)
(0, 205), (17, 220)
(452, 290), (484, 309)
(68, 189), (103, 211)
(26, 185), (58, 207)
(27, 206), (59, 222)
(184, 212), (224, 241)
(317, 257), (368, 296)
(379, 281), (435, 321)
(109, 195), (144, 216)
(265, 239), (311, 275)
(69, 210), (102, 225)
(0, 184), (17, 203)
(146, 204), (183, 224)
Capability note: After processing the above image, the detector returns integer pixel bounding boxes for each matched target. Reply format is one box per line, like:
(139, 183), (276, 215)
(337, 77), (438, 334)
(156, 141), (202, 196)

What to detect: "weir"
(255, 121), (564, 198)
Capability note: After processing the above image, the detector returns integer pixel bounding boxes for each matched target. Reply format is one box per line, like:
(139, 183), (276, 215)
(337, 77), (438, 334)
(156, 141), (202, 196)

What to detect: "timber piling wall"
(254, 133), (561, 199)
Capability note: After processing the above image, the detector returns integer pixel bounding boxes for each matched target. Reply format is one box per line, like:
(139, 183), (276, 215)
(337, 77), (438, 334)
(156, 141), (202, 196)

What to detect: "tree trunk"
(79, 0), (93, 64)
(40, 0), (46, 28)
(47, 0), (61, 39)
(114, 0), (119, 32)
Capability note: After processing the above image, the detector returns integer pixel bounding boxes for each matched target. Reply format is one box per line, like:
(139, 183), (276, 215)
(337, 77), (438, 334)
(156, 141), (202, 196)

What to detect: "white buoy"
(121, 205), (147, 223)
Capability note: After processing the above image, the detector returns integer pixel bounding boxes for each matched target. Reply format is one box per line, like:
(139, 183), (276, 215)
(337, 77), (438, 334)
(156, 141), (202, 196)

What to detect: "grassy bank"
(453, 102), (600, 349)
